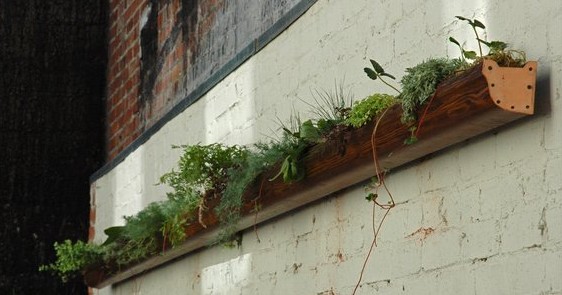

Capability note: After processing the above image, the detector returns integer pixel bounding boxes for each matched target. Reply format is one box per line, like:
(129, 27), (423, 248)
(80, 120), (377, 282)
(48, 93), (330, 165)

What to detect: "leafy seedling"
(477, 39), (508, 55)
(269, 153), (305, 183)
(449, 37), (477, 61)
(365, 193), (378, 202)
(299, 119), (321, 143)
(455, 16), (486, 57)
(364, 59), (401, 94)
(450, 17), (524, 67)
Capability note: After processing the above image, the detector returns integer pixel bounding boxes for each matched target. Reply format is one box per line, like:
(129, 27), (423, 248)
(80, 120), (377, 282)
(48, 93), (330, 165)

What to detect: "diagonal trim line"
(90, 0), (319, 183)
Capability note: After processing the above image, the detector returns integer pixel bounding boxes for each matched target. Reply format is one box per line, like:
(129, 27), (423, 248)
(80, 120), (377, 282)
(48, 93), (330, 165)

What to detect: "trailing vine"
(350, 15), (527, 293)
(351, 106), (396, 295)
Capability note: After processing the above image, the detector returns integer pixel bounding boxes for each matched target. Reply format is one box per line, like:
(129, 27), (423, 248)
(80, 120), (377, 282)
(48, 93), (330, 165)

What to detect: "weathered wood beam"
(87, 60), (537, 288)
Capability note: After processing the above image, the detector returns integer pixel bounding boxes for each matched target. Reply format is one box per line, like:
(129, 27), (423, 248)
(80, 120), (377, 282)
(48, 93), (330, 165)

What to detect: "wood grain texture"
(87, 61), (536, 288)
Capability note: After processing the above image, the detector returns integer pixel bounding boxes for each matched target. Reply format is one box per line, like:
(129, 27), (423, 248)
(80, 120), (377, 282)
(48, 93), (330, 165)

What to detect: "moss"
(345, 93), (396, 128)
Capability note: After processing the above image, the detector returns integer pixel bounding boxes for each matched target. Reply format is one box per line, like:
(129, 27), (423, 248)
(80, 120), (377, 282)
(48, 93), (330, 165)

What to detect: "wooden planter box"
(86, 59), (537, 288)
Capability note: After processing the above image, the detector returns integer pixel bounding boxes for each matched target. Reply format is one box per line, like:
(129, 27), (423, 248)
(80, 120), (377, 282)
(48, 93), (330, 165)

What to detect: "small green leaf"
(449, 37), (461, 46)
(270, 156), (292, 181)
(370, 59), (385, 74)
(404, 136), (418, 145)
(365, 193), (378, 202)
(473, 19), (486, 29)
(300, 120), (320, 142)
(455, 15), (469, 21)
(282, 163), (291, 182)
(463, 50), (478, 59)
(281, 157), (299, 183)
(380, 72), (396, 80)
(364, 67), (378, 80)
(488, 40), (508, 51)
(290, 160), (299, 180)
(316, 119), (329, 133)
(102, 226), (125, 246)
(280, 157), (291, 182)
(476, 38), (491, 46)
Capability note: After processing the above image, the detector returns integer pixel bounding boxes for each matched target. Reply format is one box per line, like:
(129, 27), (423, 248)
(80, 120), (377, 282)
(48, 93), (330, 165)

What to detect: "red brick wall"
(105, 0), (222, 160)
(104, 0), (304, 161)
(106, 0), (145, 159)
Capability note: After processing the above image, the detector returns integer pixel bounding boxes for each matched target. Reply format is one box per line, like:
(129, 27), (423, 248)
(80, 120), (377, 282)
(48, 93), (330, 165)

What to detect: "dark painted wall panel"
(0, 0), (106, 293)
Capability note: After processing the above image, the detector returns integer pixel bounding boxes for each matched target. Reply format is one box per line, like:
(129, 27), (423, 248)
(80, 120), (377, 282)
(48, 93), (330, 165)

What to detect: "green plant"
(268, 128), (309, 183)
(404, 126), (419, 145)
(99, 198), (195, 264)
(156, 143), (249, 246)
(45, 13), (531, 284)
(160, 144), (249, 195)
(449, 16), (486, 59)
(160, 143), (248, 228)
(364, 59), (401, 94)
(345, 94), (396, 128)
(449, 16), (525, 67)
(216, 141), (289, 243)
(109, 202), (167, 266)
(301, 83), (352, 135)
(218, 104), (351, 243)
(160, 190), (200, 247)
(39, 240), (105, 282)
(399, 58), (465, 123)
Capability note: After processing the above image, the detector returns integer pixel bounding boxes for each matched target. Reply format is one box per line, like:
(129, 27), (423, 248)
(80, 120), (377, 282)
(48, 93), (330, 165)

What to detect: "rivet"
(496, 100), (501, 104)
(528, 67), (533, 71)
(511, 106), (515, 109)
(526, 105), (530, 109)
(527, 85), (532, 90)
(488, 66), (493, 70)
(491, 83), (495, 87)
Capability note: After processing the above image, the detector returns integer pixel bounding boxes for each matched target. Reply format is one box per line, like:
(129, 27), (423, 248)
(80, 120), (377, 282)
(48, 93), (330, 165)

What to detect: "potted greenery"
(42, 16), (537, 288)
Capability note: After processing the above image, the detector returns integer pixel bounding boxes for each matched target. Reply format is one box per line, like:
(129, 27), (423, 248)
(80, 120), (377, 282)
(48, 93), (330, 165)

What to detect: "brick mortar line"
(360, 242), (562, 286)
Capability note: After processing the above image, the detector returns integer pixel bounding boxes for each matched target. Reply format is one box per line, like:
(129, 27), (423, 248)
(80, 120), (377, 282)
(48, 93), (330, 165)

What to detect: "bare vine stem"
(198, 197), (207, 229)
(379, 76), (402, 95)
(351, 107), (396, 295)
(161, 227), (167, 252)
(415, 87), (441, 138)
(252, 176), (268, 243)
(472, 26), (483, 57)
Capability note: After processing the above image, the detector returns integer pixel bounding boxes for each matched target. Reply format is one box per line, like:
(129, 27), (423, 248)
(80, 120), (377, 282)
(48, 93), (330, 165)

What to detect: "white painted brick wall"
(92, 0), (562, 294)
